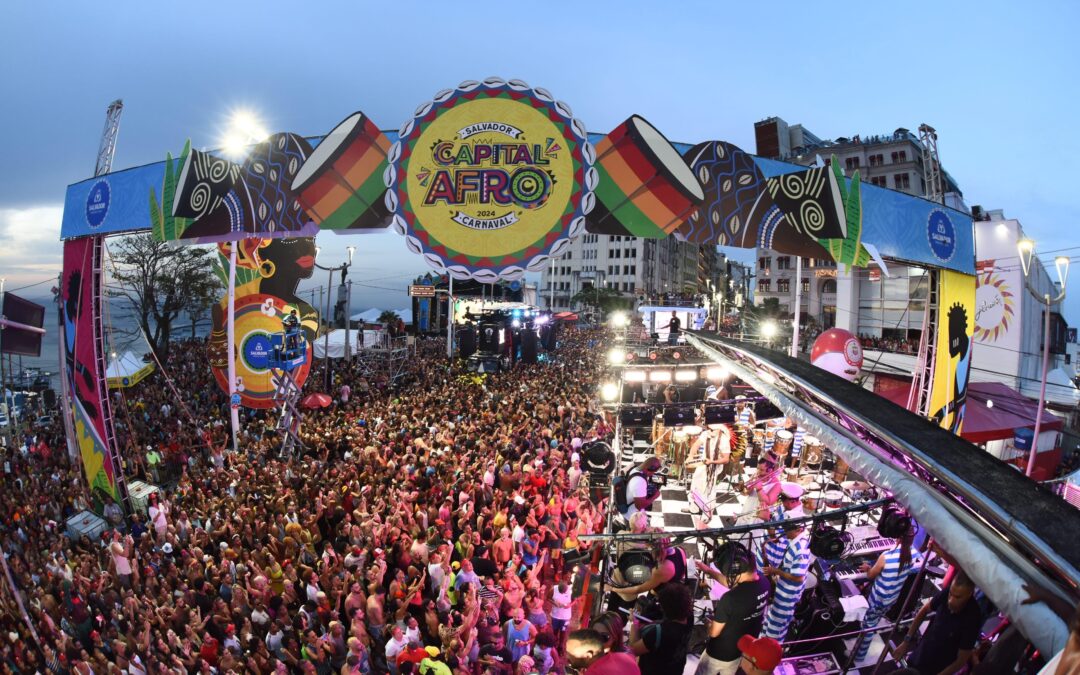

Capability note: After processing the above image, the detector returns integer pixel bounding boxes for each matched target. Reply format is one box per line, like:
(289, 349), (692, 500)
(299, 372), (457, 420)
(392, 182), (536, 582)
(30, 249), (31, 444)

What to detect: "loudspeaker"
(458, 325), (476, 358)
(520, 330), (538, 364)
(478, 323), (501, 353)
(43, 388), (57, 410)
(663, 405), (695, 427)
(704, 402), (736, 425)
(540, 324), (558, 351)
(620, 406), (653, 427)
(753, 397), (783, 420)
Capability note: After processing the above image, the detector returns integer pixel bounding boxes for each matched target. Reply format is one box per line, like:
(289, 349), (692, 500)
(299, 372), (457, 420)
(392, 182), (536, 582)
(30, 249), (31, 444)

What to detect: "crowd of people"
(858, 334), (919, 356)
(0, 327), (627, 675)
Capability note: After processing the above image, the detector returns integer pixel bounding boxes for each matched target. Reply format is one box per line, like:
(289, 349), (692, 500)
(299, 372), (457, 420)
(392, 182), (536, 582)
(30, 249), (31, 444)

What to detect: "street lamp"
(1016, 237), (1069, 477)
(314, 244), (356, 391)
(761, 319), (778, 348)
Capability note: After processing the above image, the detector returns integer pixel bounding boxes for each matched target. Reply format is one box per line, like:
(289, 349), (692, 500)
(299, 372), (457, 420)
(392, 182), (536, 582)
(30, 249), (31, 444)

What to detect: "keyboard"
(847, 536), (895, 557)
(831, 560), (868, 582)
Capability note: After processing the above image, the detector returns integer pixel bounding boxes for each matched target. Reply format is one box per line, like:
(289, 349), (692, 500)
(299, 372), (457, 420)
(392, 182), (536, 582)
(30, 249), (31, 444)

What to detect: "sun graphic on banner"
(973, 270), (1016, 342)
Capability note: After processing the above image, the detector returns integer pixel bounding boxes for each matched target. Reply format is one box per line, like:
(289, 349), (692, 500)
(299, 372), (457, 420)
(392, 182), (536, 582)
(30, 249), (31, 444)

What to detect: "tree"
(109, 233), (222, 363)
(377, 310), (401, 325)
(571, 285), (632, 319)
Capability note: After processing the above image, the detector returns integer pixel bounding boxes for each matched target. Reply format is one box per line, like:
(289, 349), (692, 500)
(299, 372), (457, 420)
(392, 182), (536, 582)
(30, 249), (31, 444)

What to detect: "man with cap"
(418, 646), (452, 675)
(761, 482), (805, 571)
(737, 635), (783, 674)
(760, 517), (811, 642)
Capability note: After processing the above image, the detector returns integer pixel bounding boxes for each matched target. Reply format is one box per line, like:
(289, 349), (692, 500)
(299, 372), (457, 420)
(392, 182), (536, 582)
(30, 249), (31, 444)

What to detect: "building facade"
(751, 116), (966, 342)
(542, 234), (717, 312)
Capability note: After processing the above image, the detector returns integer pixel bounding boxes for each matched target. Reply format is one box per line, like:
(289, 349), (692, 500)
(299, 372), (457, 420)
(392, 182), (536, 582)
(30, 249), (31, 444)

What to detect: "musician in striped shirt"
(850, 528), (920, 662)
(760, 520), (811, 641)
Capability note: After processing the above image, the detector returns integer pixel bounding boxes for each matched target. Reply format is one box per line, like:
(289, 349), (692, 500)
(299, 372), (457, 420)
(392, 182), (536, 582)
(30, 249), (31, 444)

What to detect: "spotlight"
(534, 315), (549, 325)
(610, 312), (629, 328)
(608, 348), (626, 364)
(649, 352), (658, 361)
(674, 370), (697, 382)
(672, 351), (682, 360)
(706, 366), (728, 381)
(511, 319), (522, 328)
(649, 370), (672, 382)
(624, 352), (636, 362)
(761, 321), (778, 339)
(600, 382), (619, 401)
(623, 370), (647, 382)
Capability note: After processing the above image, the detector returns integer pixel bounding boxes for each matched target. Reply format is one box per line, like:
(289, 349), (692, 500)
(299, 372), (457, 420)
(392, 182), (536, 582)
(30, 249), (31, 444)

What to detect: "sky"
(2, 1), (1079, 316)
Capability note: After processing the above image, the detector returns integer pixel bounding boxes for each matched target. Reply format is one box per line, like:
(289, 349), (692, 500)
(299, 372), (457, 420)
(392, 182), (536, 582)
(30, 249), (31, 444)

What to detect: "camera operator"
(583, 439), (617, 504)
(694, 543), (771, 675)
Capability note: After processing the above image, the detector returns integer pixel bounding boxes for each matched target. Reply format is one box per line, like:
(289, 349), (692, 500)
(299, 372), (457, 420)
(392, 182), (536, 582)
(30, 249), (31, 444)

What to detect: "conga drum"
(589, 115), (704, 238)
(833, 455), (850, 483)
(291, 111), (393, 232)
(773, 429), (793, 463)
(799, 436), (823, 474)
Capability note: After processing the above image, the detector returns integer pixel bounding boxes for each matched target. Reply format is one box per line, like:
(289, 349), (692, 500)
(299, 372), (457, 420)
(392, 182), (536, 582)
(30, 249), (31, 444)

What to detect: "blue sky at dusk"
(1, 1), (1078, 315)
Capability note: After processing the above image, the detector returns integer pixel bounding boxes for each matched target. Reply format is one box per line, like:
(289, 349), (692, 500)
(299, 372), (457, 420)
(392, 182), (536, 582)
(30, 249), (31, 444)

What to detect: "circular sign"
(973, 271), (1014, 342)
(211, 294), (312, 409)
(85, 179), (111, 229)
(927, 209), (956, 262)
(241, 333), (274, 371)
(388, 78), (593, 282)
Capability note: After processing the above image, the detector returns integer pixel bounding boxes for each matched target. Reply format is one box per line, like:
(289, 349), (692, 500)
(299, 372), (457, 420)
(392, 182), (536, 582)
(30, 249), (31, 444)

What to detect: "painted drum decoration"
(292, 112), (393, 232)
(182, 133), (318, 243)
(389, 79), (593, 282)
(172, 148), (241, 219)
(588, 115), (704, 238)
(210, 294), (312, 409)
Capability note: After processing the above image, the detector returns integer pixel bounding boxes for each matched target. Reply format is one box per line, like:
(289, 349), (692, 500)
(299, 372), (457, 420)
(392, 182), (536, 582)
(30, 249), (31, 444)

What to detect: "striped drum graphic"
(292, 112), (392, 232)
(588, 115), (703, 238)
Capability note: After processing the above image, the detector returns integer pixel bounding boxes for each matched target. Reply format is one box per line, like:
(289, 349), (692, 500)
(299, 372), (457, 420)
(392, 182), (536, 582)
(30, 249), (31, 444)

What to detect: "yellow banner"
(929, 270), (976, 434)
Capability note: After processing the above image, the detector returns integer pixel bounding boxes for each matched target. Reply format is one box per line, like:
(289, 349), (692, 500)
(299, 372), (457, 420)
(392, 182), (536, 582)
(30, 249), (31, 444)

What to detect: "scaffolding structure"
(354, 334), (413, 386)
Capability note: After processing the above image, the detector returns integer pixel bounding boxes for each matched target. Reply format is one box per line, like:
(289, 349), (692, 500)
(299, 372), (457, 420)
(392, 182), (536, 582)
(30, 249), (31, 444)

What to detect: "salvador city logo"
(386, 78), (594, 282)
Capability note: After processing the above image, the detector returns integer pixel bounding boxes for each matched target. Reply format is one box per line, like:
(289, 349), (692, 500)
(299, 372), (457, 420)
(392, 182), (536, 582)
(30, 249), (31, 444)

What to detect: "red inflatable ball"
(810, 328), (863, 382)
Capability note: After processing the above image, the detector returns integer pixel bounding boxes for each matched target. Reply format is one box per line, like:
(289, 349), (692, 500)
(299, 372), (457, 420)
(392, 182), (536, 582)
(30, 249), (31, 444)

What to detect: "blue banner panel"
(752, 157), (975, 275)
(61, 162), (165, 239)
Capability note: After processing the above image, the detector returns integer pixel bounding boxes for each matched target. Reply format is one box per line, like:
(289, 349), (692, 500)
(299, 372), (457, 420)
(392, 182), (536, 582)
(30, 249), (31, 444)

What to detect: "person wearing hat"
(737, 635), (782, 674)
(734, 396), (755, 427)
(418, 646), (452, 675)
(761, 482), (805, 571)
(760, 517), (810, 641)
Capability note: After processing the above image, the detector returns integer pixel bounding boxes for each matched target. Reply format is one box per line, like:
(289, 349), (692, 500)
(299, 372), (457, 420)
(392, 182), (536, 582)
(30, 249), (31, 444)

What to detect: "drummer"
(735, 395), (755, 427)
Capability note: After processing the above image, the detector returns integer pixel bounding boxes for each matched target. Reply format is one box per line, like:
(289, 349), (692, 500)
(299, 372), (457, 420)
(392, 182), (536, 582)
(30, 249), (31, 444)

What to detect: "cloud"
(0, 204), (63, 287)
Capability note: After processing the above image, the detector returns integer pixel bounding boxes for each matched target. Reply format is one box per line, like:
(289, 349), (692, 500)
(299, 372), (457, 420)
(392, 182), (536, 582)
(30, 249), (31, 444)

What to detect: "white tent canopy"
(311, 330), (357, 359)
(1020, 367), (1080, 408)
(105, 351), (155, 388)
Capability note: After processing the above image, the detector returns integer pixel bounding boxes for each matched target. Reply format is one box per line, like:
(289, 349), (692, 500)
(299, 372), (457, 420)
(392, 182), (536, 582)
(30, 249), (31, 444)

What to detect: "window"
(869, 154), (883, 167)
(822, 279), (837, 294)
(759, 257), (771, 270)
(891, 150), (908, 164)
(777, 256), (791, 270)
(758, 280), (771, 292)
(630, 265), (636, 275)
(777, 279), (790, 293)
(894, 173), (910, 189)
(845, 157), (860, 170)
(870, 176), (887, 187)
(622, 282), (630, 291)
(629, 282), (635, 293)
(801, 279), (810, 293)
